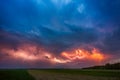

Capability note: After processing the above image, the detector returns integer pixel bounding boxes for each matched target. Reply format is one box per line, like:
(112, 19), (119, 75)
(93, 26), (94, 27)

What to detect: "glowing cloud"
(61, 48), (106, 62)
(0, 43), (110, 67)
(12, 50), (38, 60)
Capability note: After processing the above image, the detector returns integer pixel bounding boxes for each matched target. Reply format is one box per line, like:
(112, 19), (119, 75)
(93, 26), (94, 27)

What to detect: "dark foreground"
(0, 69), (120, 80)
(0, 70), (35, 80)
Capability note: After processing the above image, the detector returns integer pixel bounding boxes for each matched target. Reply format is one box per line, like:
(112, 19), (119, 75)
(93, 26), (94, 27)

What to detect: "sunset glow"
(1, 46), (107, 64)
(61, 48), (105, 62)
(13, 51), (38, 60)
(89, 48), (104, 61)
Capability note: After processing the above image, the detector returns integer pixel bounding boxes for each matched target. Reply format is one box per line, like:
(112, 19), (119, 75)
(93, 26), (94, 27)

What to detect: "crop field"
(0, 69), (120, 80)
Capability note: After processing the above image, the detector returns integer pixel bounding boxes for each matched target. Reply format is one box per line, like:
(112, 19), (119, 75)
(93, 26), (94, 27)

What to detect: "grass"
(0, 69), (35, 80)
(0, 69), (119, 80)
(29, 69), (120, 80)
(29, 69), (120, 77)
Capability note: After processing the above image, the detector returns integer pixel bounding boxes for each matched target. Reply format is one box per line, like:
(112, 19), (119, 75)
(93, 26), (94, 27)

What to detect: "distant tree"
(105, 63), (111, 69)
(83, 62), (120, 70)
(112, 63), (120, 69)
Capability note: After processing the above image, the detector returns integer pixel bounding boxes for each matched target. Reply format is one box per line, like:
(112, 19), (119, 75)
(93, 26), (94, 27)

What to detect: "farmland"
(0, 70), (35, 80)
(29, 69), (120, 80)
(0, 69), (120, 80)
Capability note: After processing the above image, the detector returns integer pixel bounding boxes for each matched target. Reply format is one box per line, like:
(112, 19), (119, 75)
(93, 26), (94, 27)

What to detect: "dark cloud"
(98, 27), (120, 55)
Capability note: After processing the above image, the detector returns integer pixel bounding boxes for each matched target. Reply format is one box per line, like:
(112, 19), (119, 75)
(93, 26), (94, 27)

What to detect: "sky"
(0, 0), (120, 68)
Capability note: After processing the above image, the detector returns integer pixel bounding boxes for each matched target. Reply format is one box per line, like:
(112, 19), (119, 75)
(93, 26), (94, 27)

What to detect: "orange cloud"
(1, 44), (108, 65)
(61, 48), (106, 63)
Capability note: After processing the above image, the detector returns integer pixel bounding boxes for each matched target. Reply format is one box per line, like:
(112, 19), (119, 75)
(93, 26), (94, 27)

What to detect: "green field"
(29, 69), (120, 77)
(0, 69), (120, 80)
(0, 70), (35, 80)
(29, 69), (120, 80)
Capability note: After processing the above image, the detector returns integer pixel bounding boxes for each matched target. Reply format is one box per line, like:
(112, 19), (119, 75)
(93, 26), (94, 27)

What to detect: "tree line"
(83, 62), (120, 70)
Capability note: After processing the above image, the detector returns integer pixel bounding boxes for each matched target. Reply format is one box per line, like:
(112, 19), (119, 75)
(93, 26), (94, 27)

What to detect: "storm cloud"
(0, 0), (120, 68)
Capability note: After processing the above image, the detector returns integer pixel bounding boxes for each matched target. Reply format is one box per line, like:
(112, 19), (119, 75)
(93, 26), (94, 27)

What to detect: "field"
(29, 69), (120, 80)
(0, 70), (35, 80)
(0, 69), (120, 80)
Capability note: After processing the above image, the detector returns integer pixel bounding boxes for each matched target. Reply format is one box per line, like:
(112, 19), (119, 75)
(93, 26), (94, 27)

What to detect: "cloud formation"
(0, 0), (120, 68)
